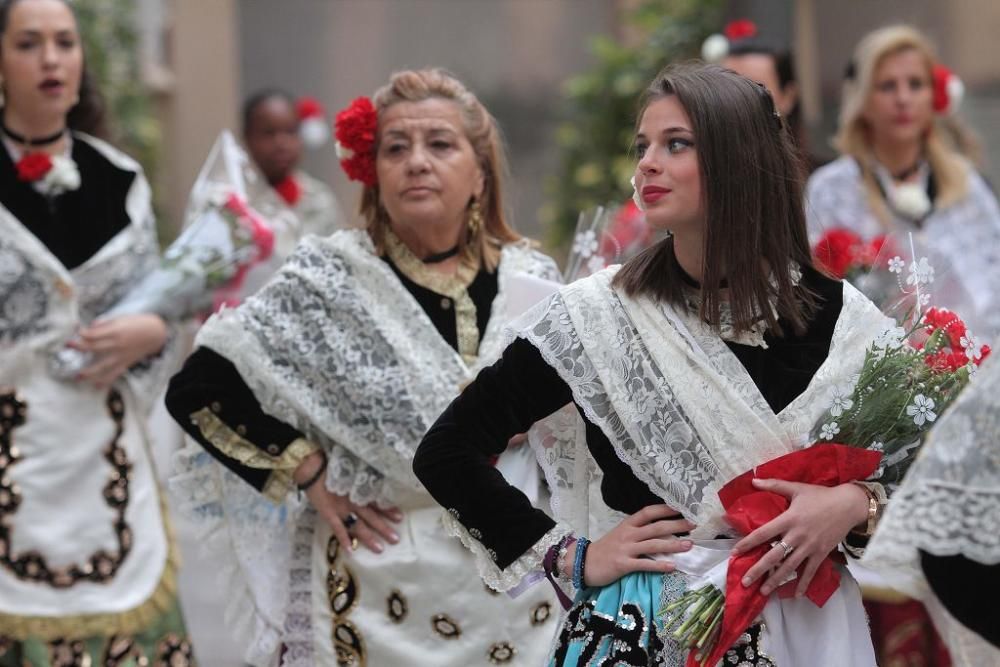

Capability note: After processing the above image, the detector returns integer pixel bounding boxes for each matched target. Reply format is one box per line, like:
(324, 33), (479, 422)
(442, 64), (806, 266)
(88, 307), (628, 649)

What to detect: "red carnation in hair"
(274, 175), (302, 206)
(297, 96), (325, 120)
(724, 19), (757, 41)
(341, 150), (377, 188)
(932, 64), (958, 114)
(335, 97), (377, 153)
(334, 96), (378, 186)
(15, 152), (53, 182)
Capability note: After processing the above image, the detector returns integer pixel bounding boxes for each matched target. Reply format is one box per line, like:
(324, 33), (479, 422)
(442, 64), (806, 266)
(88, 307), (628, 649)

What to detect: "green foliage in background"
(75, 0), (160, 202)
(544, 0), (723, 246)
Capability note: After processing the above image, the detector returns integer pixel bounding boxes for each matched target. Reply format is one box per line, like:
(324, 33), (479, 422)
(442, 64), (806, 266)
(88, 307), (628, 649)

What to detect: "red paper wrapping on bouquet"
(689, 444), (882, 667)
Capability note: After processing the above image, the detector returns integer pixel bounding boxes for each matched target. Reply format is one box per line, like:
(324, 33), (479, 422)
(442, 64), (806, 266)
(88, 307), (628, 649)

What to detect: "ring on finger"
(771, 539), (794, 559)
(344, 512), (359, 530)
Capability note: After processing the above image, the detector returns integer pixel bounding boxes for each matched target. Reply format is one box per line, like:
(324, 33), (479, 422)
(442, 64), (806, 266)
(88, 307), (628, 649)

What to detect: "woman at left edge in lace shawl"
(165, 68), (561, 666)
(0, 0), (193, 664)
(415, 63), (889, 665)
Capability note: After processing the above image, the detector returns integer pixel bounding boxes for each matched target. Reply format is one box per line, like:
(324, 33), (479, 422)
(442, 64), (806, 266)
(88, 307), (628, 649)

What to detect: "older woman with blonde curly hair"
(166, 69), (560, 666)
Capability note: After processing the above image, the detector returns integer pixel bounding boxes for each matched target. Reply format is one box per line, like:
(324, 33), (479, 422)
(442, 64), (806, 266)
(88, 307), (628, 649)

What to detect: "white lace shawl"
(170, 229), (560, 666)
(806, 156), (1000, 336)
(865, 338), (1000, 572)
(450, 268), (890, 588)
(863, 344), (1000, 665)
(0, 133), (183, 411)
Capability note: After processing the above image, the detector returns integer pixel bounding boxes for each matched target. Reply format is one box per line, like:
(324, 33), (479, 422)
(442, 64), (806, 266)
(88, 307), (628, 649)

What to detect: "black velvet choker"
(1, 121), (67, 147)
(422, 245), (460, 264)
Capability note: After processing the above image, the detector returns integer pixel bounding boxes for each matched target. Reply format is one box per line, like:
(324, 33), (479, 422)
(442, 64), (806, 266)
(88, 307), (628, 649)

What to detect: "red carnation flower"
(274, 175), (302, 206)
(335, 96), (377, 153)
(341, 151), (377, 188)
(334, 96), (378, 186)
(15, 152), (53, 182)
(813, 228), (863, 278)
(724, 19), (757, 41)
(297, 96), (325, 120)
(932, 64), (952, 114)
(979, 344), (992, 364)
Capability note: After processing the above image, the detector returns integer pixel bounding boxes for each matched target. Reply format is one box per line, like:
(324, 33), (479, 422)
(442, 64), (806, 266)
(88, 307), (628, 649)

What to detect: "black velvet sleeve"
(414, 337), (574, 569)
(920, 550), (1000, 648)
(165, 346), (307, 492)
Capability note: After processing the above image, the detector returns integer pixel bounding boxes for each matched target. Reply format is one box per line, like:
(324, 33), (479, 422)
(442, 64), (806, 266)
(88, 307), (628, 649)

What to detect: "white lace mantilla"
(865, 344), (1000, 574)
(506, 269), (889, 540)
(171, 229), (560, 665)
(195, 229), (559, 507)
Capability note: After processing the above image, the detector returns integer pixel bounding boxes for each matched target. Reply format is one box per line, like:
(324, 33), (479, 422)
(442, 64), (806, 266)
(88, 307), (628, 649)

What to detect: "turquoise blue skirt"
(548, 571), (774, 666)
(549, 571), (667, 666)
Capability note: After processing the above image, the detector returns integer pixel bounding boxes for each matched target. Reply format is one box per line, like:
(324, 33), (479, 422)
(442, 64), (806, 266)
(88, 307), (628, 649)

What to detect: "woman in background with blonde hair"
(806, 25), (1000, 337)
(806, 24), (1000, 666)
(166, 68), (560, 666)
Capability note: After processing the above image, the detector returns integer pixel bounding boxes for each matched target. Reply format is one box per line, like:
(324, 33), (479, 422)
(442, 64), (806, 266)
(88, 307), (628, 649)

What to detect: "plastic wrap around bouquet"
(661, 236), (991, 666)
(49, 131), (276, 379)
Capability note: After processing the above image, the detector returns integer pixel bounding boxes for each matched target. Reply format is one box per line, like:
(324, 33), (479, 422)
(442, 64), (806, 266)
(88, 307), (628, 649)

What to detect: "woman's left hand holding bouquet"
(733, 478), (871, 596)
(71, 314), (168, 389)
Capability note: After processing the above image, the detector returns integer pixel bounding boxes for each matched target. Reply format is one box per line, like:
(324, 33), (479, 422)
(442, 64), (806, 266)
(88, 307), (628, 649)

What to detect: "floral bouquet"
(813, 228), (903, 308)
(660, 246), (990, 666)
(49, 131), (276, 378)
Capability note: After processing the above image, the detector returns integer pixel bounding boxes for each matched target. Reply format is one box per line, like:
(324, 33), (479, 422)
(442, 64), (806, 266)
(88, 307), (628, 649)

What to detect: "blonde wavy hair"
(835, 25), (970, 224)
(359, 68), (519, 271)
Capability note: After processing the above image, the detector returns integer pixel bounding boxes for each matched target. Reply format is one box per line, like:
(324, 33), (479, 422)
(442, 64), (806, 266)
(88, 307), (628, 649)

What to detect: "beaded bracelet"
(572, 536), (591, 590)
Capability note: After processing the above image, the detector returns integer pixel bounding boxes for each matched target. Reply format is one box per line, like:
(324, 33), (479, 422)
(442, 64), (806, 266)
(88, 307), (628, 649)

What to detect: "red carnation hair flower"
(297, 96), (325, 120)
(724, 19), (757, 41)
(334, 96), (378, 187)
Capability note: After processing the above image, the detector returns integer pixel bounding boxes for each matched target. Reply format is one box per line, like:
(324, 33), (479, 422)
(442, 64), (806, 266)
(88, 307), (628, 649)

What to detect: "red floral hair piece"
(932, 64), (964, 115)
(296, 96), (325, 120)
(334, 96), (378, 187)
(724, 19), (757, 41)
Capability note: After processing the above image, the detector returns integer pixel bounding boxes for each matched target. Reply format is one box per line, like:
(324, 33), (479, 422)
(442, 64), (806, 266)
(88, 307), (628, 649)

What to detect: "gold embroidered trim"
(327, 536), (365, 666)
(384, 228), (481, 365)
(188, 408), (320, 502)
(1, 390), (134, 588)
(0, 501), (181, 641)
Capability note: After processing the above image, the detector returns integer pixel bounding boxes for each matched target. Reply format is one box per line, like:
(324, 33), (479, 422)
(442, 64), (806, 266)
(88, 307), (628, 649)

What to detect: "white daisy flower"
(572, 229), (599, 258)
(827, 384), (855, 417)
(887, 256), (905, 274)
(961, 334), (982, 361)
(906, 257), (935, 286)
(820, 422), (840, 440)
(906, 394), (937, 426)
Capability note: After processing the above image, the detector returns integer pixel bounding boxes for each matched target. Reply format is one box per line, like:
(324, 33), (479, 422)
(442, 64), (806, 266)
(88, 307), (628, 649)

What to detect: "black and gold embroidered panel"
(327, 536), (365, 666)
(0, 389), (134, 588)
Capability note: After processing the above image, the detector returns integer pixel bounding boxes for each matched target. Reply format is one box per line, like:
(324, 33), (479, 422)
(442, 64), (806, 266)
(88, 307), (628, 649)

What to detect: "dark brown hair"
(613, 62), (816, 336)
(0, 0), (107, 138)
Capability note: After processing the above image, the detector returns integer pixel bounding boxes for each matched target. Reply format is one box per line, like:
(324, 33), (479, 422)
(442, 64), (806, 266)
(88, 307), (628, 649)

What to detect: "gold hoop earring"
(467, 200), (483, 238)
